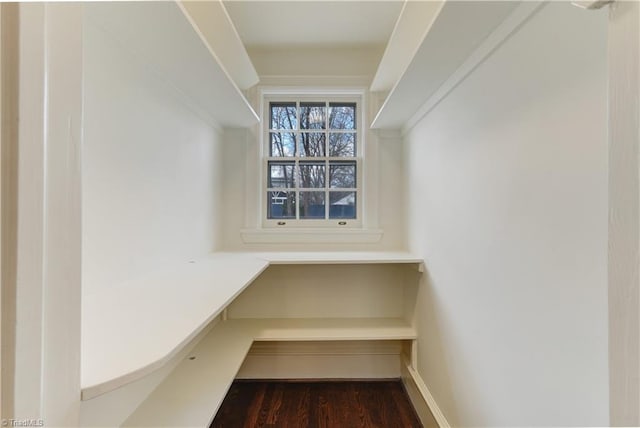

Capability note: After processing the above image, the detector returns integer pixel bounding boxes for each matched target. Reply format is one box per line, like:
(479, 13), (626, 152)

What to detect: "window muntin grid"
(266, 99), (360, 225)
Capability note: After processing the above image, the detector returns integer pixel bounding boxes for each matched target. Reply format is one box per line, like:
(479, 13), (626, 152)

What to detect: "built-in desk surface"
(81, 251), (422, 400)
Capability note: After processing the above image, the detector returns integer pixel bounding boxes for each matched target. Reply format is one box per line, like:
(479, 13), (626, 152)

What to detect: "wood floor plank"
(211, 380), (423, 428)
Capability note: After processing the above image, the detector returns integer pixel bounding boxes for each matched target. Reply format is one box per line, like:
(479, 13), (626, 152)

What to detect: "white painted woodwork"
(370, 1), (444, 93)
(122, 320), (255, 428)
(371, 1), (518, 129)
(0, 6), (3, 419)
(258, 251), (422, 265)
(0, 6), (2, 416)
(240, 228), (384, 244)
(12, 3), (83, 425)
(572, 1), (614, 10)
(401, 358), (448, 428)
(124, 317), (415, 427)
(404, 2), (608, 425)
(81, 252), (421, 401)
(608, 0), (640, 425)
(0, 3), (18, 420)
(178, 1), (259, 90)
(80, 323), (217, 428)
(0, 3), (20, 418)
(40, 5), (83, 424)
(228, 264), (412, 319)
(403, 1), (546, 134)
(237, 340), (403, 380)
(84, 2), (258, 129)
(257, 75), (373, 89)
(246, 317), (416, 341)
(0, 6), (2, 419)
(14, 5), (46, 418)
(81, 254), (269, 400)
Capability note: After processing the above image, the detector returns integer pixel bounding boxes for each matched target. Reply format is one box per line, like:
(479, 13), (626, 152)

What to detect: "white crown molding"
(258, 75), (372, 88)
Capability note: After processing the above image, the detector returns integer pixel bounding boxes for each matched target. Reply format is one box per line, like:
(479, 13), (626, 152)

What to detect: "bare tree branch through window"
(267, 100), (358, 221)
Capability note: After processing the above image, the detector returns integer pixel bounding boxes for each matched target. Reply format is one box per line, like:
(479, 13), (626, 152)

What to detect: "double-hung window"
(264, 96), (362, 228)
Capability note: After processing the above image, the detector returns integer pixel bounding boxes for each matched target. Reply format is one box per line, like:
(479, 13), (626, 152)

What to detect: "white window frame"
(260, 90), (364, 229)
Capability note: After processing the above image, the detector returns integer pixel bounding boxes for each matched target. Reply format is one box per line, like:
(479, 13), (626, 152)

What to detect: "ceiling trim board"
(258, 75), (372, 88)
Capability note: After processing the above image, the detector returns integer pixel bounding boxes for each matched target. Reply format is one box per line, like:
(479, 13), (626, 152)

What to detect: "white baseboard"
(238, 343), (451, 428)
(236, 340), (403, 380)
(401, 357), (451, 428)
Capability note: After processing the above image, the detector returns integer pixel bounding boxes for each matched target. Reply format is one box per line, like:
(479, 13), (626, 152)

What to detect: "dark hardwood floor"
(211, 380), (423, 428)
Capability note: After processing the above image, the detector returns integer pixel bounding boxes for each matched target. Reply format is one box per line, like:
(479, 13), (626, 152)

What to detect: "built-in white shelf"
(257, 251), (423, 265)
(178, 0), (259, 91)
(81, 252), (421, 401)
(84, 1), (259, 129)
(122, 320), (255, 427)
(123, 317), (416, 427)
(371, 1), (520, 130)
(250, 317), (417, 341)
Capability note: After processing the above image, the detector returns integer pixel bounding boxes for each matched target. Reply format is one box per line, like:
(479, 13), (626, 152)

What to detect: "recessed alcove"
(7, 1), (612, 427)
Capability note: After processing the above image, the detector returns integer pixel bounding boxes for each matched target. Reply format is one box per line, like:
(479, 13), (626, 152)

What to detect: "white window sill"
(240, 228), (384, 244)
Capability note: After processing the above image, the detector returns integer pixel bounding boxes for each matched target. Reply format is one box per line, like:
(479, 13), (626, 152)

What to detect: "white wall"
(228, 264), (410, 319)
(82, 18), (224, 296)
(237, 340), (403, 380)
(404, 3), (609, 426)
(220, 125), (406, 251)
(220, 44), (406, 251)
(248, 46), (383, 79)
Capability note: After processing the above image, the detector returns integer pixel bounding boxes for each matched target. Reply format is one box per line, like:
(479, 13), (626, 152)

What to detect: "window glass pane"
(299, 162), (325, 188)
(329, 103), (356, 130)
(329, 192), (356, 219)
(267, 191), (296, 219)
(329, 161), (356, 188)
(299, 192), (325, 219)
(266, 99), (359, 223)
(300, 103), (326, 130)
(270, 132), (296, 157)
(268, 162), (295, 188)
(329, 133), (356, 157)
(270, 103), (297, 130)
(299, 133), (326, 157)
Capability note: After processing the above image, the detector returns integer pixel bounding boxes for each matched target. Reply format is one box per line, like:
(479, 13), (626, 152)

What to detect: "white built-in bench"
(81, 252), (423, 426)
